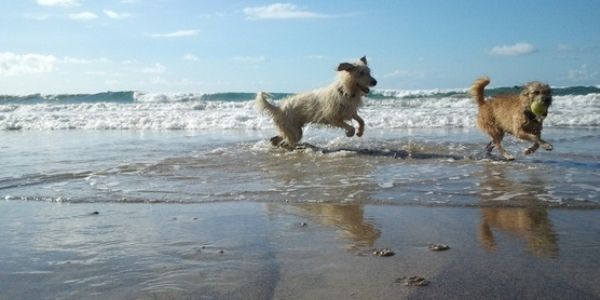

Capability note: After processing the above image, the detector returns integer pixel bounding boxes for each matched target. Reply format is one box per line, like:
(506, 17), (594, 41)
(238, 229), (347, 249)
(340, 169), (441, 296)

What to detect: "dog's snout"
(543, 96), (552, 105)
(370, 78), (377, 86)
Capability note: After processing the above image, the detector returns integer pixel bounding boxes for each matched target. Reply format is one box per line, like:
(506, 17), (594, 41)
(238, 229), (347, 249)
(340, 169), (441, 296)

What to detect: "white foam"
(133, 91), (205, 103)
(1, 93), (599, 130)
(372, 88), (466, 98)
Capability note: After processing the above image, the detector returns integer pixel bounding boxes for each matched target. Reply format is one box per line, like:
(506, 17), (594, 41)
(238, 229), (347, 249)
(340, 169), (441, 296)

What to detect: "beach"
(1, 125), (600, 299)
(3, 0), (600, 298)
(1, 88), (600, 299)
(2, 201), (600, 299)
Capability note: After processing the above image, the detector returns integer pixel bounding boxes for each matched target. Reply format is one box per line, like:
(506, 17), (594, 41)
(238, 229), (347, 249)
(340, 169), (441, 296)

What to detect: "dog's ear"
(337, 62), (355, 72)
(520, 85), (530, 97)
(360, 56), (368, 65)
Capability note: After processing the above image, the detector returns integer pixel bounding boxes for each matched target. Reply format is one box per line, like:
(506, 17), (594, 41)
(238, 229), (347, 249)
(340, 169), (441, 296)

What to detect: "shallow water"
(2, 127), (600, 299)
(1, 127), (598, 207)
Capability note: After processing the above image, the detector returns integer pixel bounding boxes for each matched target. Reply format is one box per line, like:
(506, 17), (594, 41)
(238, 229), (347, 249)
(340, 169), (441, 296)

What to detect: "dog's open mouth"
(357, 84), (370, 94)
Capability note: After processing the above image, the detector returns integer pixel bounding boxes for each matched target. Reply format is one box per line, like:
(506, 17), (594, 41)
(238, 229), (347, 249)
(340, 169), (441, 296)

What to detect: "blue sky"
(1, 0), (599, 94)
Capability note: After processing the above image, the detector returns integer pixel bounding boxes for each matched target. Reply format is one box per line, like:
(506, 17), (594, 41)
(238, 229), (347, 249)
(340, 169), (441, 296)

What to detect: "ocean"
(2, 86), (600, 299)
(1, 86), (599, 206)
(1, 86), (599, 130)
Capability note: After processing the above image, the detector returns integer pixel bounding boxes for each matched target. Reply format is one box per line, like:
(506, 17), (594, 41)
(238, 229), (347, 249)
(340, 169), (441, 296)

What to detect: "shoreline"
(1, 128), (598, 207)
(1, 127), (598, 298)
(2, 201), (599, 299)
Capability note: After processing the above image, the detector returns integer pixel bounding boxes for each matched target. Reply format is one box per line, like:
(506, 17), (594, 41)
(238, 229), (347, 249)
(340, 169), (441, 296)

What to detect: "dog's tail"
(470, 76), (490, 107)
(255, 92), (283, 120)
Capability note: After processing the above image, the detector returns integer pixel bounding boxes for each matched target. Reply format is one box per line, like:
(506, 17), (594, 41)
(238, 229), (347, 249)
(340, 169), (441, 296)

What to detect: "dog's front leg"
(353, 113), (365, 137)
(524, 142), (540, 155)
(332, 120), (355, 137)
(516, 131), (553, 153)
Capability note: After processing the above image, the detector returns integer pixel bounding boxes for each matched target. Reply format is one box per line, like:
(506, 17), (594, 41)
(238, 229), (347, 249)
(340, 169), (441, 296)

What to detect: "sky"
(1, 0), (599, 94)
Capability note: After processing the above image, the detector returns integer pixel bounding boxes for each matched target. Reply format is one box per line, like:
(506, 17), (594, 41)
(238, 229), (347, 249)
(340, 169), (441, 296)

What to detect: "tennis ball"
(530, 101), (548, 116)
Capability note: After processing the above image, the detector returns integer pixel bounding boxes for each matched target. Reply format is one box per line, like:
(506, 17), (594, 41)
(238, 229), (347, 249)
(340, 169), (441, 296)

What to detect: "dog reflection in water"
(477, 165), (558, 258)
(478, 207), (558, 258)
(268, 203), (380, 250)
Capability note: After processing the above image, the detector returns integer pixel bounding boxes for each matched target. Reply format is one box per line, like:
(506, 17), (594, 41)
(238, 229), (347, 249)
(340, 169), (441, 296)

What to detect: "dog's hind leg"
(270, 135), (295, 151)
(485, 141), (495, 153)
(482, 128), (513, 160)
(277, 126), (302, 150)
(270, 136), (283, 146)
(496, 145), (514, 160)
(489, 133), (514, 160)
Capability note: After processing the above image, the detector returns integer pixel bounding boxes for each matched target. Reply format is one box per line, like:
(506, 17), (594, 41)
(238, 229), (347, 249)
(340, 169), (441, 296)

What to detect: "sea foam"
(1, 90), (599, 130)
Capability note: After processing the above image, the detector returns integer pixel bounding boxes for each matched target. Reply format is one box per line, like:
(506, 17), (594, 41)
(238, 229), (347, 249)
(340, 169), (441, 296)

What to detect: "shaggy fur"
(256, 56), (377, 149)
(470, 76), (553, 160)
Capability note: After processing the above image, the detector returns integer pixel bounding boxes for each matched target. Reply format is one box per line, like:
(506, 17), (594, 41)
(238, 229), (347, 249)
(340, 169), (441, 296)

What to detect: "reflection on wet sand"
(296, 203), (380, 250)
(262, 150), (380, 250)
(268, 203), (380, 250)
(477, 164), (558, 258)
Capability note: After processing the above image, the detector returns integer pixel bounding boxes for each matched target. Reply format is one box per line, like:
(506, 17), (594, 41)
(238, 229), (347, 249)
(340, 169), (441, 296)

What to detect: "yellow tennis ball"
(530, 101), (548, 116)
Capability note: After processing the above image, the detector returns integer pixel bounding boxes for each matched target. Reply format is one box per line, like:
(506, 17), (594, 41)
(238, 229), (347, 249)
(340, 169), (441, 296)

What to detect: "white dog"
(255, 56), (377, 149)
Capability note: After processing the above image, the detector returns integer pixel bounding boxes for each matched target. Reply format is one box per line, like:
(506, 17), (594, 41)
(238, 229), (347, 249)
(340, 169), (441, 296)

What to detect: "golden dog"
(470, 76), (553, 160)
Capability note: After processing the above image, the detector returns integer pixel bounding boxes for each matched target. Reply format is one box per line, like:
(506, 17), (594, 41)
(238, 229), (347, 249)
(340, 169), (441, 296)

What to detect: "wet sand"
(2, 201), (600, 299)
(1, 127), (599, 299)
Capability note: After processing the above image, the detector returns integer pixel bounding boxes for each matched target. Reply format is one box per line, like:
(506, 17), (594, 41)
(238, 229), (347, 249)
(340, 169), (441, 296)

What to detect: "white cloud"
(0, 52), (57, 76)
(85, 71), (123, 77)
(488, 42), (536, 56)
(103, 10), (131, 19)
(150, 29), (199, 38)
(69, 11), (98, 21)
(182, 54), (199, 61)
(568, 64), (598, 82)
(37, 0), (79, 7)
(231, 56), (266, 64)
(62, 56), (91, 64)
(61, 56), (112, 64)
(142, 63), (166, 74)
(244, 3), (327, 20)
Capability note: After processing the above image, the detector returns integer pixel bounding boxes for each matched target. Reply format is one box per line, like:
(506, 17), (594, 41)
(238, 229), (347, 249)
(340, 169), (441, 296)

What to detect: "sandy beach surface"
(1, 201), (600, 300)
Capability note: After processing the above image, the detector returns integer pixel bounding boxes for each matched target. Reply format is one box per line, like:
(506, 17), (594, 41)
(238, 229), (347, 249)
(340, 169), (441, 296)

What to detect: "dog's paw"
(356, 126), (364, 137)
(542, 143), (553, 151)
(270, 136), (283, 146)
(503, 153), (515, 161)
(523, 148), (536, 155)
(280, 142), (296, 151)
(345, 127), (355, 137)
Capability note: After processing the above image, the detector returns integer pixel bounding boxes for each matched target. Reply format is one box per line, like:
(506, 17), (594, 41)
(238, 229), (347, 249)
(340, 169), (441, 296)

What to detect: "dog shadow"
(295, 142), (467, 161)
